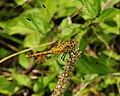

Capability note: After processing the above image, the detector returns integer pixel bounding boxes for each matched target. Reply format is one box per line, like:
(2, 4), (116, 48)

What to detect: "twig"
(0, 41), (55, 64)
(67, 16), (72, 25)
(102, 0), (111, 11)
(0, 40), (18, 52)
(90, 87), (101, 96)
(70, 7), (83, 18)
(23, 58), (35, 74)
(85, 45), (98, 58)
(51, 48), (82, 96)
(91, 26), (110, 50)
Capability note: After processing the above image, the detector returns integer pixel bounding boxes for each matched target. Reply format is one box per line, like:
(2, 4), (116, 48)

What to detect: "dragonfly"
(25, 40), (78, 74)
(26, 40), (78, 61)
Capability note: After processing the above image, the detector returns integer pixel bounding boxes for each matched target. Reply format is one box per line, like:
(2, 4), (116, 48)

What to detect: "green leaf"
(18, 53), (30, 69)
(0, 48), (11, 59)
(0, 76), (10, 89)
(113, 13), (120, 28)
(33, 72), (57, 93)
(60, 18), (81, 39)
(76, 55), (109, 74)
(39, 0), (57, 21)
(33, 77), (45, 94)
(23, 32), (43, 48)
(61, 24), (80, 38)
(56, 0), (77, 18)
(5, 80), (17, 95)
(95, 8), (120, 22)
(13, 74), (31, 87)
(43, 72), (57, 87)
(79, 38), (88, 51)
(0, 8), (53, 36)
(0, 76), (16, 95)
(49, 83), (56, 91)
(0, 17), (34, 35)
(14, 0), (26, 5)
(78, 0), (101, 20)
(21, 13), (52, 35)
(99, 21), (119, 35)
(102, 50), (120, 61)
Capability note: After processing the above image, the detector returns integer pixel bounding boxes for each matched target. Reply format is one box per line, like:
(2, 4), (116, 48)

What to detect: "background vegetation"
(0, 0), (120, 96)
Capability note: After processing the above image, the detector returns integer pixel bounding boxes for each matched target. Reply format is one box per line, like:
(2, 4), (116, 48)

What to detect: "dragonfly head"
(70, 40), (78, 48)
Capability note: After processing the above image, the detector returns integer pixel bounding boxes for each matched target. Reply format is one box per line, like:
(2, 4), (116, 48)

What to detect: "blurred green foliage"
(0, 0), (120, 96)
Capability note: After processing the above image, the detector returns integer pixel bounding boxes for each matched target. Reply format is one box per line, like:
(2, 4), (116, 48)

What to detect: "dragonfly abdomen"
(26, 48), (64, 58)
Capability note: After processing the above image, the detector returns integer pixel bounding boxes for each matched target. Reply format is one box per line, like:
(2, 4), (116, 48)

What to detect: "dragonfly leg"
(61, 48), (75, 61)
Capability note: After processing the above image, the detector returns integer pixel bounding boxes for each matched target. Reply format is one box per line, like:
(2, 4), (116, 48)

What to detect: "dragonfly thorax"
(70, 40), (78, 48)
